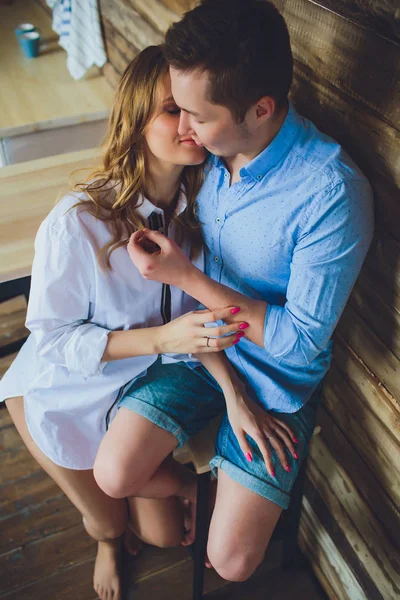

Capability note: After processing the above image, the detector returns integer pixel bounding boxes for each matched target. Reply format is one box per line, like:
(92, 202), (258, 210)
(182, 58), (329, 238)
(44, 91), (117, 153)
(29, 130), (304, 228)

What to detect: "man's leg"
(207, 469), (282, 581)
(94, 408), (197, 501)
(205, 395), (319, 581)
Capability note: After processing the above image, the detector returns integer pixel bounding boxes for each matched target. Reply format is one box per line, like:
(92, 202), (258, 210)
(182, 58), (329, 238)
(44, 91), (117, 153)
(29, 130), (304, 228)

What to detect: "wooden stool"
(174, 418), (319, 600)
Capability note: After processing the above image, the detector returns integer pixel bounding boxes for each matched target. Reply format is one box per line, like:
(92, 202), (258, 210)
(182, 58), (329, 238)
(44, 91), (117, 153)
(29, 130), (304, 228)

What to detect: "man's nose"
(178, 111), (191, 136)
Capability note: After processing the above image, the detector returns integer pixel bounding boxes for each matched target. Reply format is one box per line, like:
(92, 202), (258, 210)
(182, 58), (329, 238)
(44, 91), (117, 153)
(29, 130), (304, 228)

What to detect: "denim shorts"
(119, 357), (320, 510)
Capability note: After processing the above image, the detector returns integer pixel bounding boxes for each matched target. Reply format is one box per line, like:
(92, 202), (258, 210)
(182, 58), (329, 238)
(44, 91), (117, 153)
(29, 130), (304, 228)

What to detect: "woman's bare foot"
(93, 539), (122, 600)
(123, 525), (143, 556)
(181, 477), (217, 564)
(182, 497), (196, 547)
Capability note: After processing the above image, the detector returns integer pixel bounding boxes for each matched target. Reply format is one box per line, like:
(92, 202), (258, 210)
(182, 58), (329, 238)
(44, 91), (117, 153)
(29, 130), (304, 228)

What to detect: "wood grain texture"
(160, 0), (196, 15)
(349, 273), (400, 359)
(306, 436), (400, 600)
(311, 0), (400, 45)
(337, 304), (400, 401)
(299, 496), (367, 600)
(322, 369), (400, 509)
(100, 0), (164, 49)
(0, 147), (102, 283)
(0, 524), (96, 594)
(333, 337), (400, 438)
(317, 406), (400, 551)
(273, 0), (400, 130)
(130, 0), (178, 33)
(290, 62), (400, 190)
(102, 16), (140, 75)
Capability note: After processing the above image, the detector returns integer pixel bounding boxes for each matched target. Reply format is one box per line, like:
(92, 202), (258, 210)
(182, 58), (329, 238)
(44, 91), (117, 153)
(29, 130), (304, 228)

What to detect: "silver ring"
(206, 337), (211, 347)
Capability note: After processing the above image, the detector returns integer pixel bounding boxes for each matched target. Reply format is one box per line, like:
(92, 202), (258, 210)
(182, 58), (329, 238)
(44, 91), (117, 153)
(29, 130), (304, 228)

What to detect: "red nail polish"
(285, 465), (291, 473)
(236, 332), (245, 339)
(245, 452), (253, 462)
(231, 307), (241, 314)
(293, 452), (299, 460)
(239, 322), (249, 329)
(271, 471), (276, 478)
(232, 339), (240, 345)
(293, 437), (298, 444)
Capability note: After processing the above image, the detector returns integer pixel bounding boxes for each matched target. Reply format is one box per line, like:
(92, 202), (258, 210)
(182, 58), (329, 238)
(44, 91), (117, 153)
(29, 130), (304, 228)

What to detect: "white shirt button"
(216, 217), (221, 223)
(214, 256), (220, 262)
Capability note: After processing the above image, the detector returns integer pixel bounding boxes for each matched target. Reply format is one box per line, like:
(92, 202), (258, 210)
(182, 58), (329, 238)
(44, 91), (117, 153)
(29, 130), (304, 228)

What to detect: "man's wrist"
(152, 325), (166, 354)
(179, 262), (203, 295)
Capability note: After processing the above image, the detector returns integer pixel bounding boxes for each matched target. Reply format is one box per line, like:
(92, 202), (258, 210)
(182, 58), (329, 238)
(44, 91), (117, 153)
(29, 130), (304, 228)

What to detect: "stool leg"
(281, 458), (307, 570)
(192, 471), (210, 600)
(0, 276), (31, 359)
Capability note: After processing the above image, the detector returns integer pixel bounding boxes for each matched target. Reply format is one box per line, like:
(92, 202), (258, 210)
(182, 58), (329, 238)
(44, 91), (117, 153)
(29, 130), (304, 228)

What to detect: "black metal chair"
(0, 276), (31, 359)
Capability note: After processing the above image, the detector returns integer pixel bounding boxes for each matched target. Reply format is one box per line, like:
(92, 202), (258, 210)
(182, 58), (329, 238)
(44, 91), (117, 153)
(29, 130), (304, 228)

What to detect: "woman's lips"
(180, 138), (199, 146)
(180, 138), (204, 147)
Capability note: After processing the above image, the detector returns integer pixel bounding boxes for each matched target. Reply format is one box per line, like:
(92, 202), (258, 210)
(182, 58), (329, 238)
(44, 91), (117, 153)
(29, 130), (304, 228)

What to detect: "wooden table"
(0, 0), (113, 138)
(0, 147), (102, 286)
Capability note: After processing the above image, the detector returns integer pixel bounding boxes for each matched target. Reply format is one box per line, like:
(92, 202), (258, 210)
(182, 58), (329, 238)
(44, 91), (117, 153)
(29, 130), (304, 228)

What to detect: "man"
(128, 0), (374, 582)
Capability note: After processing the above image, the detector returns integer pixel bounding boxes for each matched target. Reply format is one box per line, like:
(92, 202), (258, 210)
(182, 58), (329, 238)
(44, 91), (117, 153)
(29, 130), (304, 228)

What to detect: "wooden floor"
(0, 298), (327, 600)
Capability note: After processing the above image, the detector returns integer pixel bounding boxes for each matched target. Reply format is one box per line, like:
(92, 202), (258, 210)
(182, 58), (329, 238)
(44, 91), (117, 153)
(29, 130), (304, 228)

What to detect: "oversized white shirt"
(0, 188), (203, 469)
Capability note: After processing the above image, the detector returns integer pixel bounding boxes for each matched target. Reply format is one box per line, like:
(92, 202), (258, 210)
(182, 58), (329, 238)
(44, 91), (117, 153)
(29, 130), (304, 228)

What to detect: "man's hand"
(127, 229), (194, 287)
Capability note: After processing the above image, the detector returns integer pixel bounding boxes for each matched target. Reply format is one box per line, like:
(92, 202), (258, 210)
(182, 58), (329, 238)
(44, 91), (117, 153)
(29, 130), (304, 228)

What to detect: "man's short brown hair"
(163, 0), (293, 122)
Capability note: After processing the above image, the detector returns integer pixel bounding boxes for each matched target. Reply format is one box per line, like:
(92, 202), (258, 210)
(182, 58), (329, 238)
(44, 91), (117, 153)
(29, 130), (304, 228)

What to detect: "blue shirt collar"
(212, 102), (302, 182)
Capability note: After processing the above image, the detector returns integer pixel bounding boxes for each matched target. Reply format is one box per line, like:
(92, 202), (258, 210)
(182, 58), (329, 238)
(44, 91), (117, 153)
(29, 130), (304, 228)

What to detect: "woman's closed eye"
(165, 105), (181, 115)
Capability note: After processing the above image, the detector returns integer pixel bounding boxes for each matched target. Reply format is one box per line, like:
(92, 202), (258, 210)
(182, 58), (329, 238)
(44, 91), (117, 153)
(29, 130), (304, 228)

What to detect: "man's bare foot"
(93, 539), (122, 600)
(123, 525), (143, 557)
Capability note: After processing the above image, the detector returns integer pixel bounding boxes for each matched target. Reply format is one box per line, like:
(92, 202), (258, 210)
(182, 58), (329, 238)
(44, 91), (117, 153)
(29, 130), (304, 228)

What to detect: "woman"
(0, 46), (247, 600)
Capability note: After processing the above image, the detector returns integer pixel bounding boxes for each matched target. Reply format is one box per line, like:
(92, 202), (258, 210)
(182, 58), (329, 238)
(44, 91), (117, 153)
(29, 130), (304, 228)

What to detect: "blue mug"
(15, 23), (40, 38)
(18, 30), (41, 58)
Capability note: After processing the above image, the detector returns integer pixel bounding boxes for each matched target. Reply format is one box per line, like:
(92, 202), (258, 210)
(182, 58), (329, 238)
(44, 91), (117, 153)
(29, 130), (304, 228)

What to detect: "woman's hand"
(156, 307), (248, 355)
(225, 383), (299, 477)
(127, 229), (193, 288)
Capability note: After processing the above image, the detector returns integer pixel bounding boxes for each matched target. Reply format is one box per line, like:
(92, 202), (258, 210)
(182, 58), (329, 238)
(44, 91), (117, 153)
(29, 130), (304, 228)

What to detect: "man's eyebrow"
(162, 96), (202, 117)
(181, 108), (201, 117)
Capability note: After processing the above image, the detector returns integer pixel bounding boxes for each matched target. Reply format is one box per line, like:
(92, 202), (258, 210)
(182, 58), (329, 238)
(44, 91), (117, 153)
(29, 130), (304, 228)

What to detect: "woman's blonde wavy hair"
(70, 45), (205, 269)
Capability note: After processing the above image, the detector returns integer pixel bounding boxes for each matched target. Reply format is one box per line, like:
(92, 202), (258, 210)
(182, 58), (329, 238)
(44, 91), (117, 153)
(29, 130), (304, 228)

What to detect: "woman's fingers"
(252, 432), (275, 477)
(235, 430), (253, 463)
(271, 415), (298, 444)
(266, 432), (291, 473)
(194, 306), (241, 325)
(271, 423), (298, 460)
(200, 332), (244, 351)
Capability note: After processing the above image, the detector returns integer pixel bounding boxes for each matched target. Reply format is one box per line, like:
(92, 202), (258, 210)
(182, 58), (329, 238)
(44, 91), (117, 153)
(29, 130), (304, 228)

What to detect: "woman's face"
(144, 74), (207, 168)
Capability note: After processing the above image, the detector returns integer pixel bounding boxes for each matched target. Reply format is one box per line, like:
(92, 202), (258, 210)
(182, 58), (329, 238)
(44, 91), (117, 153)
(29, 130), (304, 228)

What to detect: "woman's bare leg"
(127, 495), (185, 548)
(5, 397), (185, 599)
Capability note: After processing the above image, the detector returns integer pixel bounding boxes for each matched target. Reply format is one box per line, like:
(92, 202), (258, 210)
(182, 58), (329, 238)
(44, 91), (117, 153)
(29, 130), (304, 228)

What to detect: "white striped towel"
(48, 0), (107, 80)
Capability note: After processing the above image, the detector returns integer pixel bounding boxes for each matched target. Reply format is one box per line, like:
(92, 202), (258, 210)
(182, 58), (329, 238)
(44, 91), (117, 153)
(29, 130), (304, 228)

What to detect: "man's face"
(170, 67), (251, 157)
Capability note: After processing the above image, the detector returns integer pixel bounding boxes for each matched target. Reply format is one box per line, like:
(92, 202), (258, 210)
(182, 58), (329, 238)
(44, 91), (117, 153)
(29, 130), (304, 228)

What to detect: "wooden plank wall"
(100, 1), (400, 598)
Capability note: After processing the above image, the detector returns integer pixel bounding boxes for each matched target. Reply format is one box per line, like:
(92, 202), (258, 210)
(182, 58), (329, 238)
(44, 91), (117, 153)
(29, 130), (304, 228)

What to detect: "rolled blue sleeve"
(263, 180), (374, 366)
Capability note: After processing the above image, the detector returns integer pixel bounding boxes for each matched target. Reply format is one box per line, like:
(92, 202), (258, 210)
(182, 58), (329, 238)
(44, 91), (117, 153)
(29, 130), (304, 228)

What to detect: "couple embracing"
(0, 1), (373, 598)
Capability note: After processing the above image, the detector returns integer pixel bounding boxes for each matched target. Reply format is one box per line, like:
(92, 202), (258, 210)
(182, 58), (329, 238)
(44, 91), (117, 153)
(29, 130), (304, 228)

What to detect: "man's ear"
(255, 96), (276, 121)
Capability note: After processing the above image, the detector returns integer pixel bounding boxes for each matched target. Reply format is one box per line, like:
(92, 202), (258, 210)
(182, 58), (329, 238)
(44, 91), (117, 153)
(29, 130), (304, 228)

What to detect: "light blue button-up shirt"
(196, 103), (374, 412)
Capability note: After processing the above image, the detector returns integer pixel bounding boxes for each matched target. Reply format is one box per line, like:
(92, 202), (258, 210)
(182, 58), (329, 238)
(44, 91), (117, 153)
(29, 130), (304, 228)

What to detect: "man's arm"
(183, 268), (267, 347)
(127, 228), (267, 346)
(128, 179), (374, 366)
